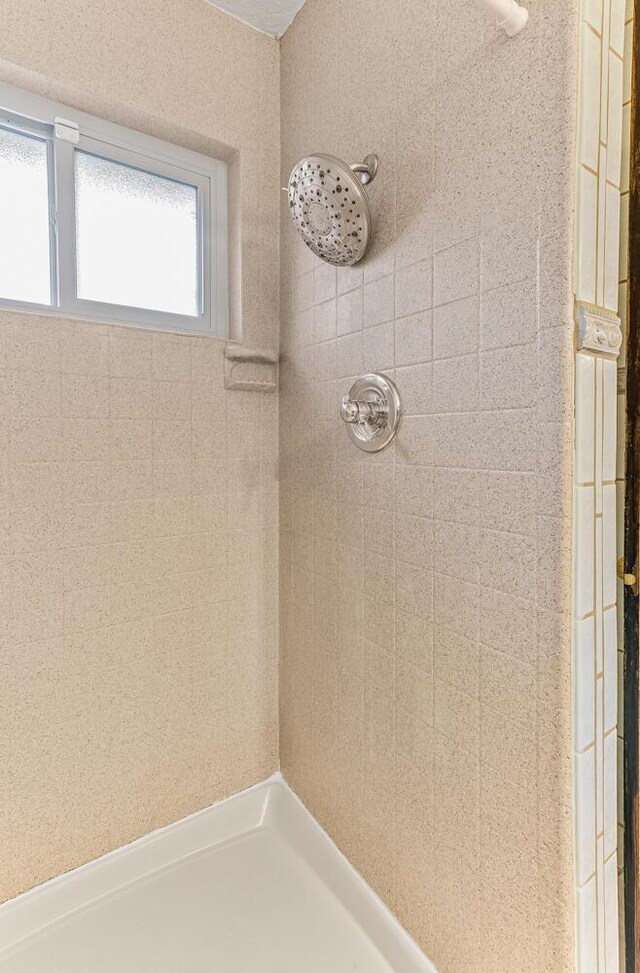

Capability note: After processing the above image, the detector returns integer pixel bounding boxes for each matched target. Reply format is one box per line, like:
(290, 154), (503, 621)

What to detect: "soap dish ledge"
(224, 343), (279, 392)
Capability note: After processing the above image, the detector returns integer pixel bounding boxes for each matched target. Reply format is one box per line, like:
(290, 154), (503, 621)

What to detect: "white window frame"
(0, 84), (229, 336)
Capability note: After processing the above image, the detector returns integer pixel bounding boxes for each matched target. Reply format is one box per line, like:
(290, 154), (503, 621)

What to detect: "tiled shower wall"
(279, 1), (578, 970)
(616, 2), (633, 963)
(0, 0), (280, 902)
(572, 0), (628, 968)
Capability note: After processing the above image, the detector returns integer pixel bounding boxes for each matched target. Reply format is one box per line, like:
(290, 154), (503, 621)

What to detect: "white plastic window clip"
(54, 117), (80, 144)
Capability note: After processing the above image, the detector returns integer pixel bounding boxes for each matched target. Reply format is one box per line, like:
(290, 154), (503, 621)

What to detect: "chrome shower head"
(287, 153), (378, 267)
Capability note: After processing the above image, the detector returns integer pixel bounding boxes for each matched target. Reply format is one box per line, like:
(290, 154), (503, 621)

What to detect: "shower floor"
(0, 776), (434, 973)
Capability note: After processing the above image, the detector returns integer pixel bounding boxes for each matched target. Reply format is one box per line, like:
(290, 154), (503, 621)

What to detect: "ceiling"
(206, 0), (308, 37)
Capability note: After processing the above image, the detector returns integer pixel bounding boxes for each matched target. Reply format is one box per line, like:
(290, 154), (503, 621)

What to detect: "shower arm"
(350, 155), (378, 186)
(481, 0), (528, 36)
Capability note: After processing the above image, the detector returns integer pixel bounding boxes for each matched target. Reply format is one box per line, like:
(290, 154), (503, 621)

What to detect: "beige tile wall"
(0, 0), (280, 902)
(279, 1), (578, 970)
(572, 0), (628, 967)
(616, 1), (633, 964)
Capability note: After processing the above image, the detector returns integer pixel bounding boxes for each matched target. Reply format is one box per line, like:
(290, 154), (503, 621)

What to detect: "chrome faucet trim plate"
(340, 373), (401, 453)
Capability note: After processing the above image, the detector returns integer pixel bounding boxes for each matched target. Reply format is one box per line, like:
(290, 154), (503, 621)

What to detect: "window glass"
(0, 125), (51, 305)
(74, 151), (199, 317)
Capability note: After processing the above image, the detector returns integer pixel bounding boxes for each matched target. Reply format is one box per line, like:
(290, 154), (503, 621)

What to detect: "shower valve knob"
(340, 394), (387, 427)
(340, 373), (401, 454)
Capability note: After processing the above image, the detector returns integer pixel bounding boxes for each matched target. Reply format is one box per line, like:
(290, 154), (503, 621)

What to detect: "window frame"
(0, 84), (229, 337)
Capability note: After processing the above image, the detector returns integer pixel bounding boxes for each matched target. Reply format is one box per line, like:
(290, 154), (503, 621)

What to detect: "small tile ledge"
(224, 343), (279, 392)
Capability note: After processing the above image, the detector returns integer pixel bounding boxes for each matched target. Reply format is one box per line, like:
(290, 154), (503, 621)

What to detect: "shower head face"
(287, 154), (373, 267)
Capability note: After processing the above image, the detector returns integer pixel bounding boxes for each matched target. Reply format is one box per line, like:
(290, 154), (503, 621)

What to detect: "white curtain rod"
(482, 0), (528, 35)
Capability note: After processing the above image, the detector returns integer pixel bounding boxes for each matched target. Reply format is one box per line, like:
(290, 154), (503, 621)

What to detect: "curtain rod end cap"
(497, 2), (528, 36)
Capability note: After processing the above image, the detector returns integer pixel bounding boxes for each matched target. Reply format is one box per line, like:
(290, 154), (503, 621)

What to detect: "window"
(0, 85), (228, 335)
(0, 126), (52, 306)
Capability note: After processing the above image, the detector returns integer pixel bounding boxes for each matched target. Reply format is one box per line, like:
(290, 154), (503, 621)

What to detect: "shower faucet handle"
(340, 373), (401, 454)
(340, 393), (388, 427)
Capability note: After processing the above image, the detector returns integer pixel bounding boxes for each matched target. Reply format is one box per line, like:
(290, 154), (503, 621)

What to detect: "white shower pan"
(0, 774), (435, 973)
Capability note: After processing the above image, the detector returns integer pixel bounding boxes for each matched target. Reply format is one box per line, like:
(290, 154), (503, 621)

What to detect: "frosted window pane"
(0, 126), (51, 305)
(75, 151), (199, 317)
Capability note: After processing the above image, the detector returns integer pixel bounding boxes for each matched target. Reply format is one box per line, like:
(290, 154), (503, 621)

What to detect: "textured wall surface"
(279, 1), (578, 971)
(0, 0), (280, 902)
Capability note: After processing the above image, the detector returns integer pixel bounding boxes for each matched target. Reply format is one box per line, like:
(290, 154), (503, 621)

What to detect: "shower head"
(287, 153), (378, 267)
